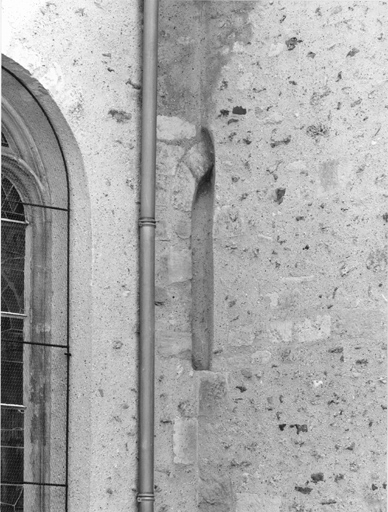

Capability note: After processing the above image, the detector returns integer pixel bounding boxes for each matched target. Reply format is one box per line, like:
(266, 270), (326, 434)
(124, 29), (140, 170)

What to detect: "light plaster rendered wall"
(3, 1), (142, 510)
(156, 1), (387, 511)
(2, 1), (387, 512)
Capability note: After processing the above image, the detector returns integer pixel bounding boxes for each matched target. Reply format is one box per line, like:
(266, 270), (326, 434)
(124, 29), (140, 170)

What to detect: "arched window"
(1, 175), (28, 511)
(1, 66), (70, 512)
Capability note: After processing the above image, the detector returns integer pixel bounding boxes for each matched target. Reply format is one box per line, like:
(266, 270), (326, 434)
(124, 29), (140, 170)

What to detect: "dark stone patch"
(286, 37), (303, 50)
(355, 359), (368, 366)
(296, 216), (305, 221)
(232, 106), (247, 115)
(334, 474), (344, 483)
(311, 473), (324, 484)
(108, 109), (132, 123)
(347, 47), (360, 57)
(236, 385), (247, 393)
(266, 165), (280, 181)
(307, 51), (316, 58)
(351, 98), (362, 107)
(295, 486), (312, 494)
(328, 347), (343, 353)
(275, 188), (286, 204)
(270, 136), (291, 148)
(227, 118), (239, 125)
(310, 87), (331, 105)
(383, 213), (388, 222)
(306, 124), (329, 139)
(279, 424), (287, 431)
(345, 442), (355, 451)
(372, 484), (378, 490)
(336, 72), (342, 81)
(126, 78), (141, 90)
(230, 459), (252, 468)
(321, 500), (337, 505)
(219, 109), (230, 117)
(290, 424), (308, 434)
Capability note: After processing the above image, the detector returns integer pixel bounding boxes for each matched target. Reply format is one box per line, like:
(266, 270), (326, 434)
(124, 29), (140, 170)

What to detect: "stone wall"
(3, 1), (142, 510)
(2, 0), (387, 511)
(155, 1), (387, 511)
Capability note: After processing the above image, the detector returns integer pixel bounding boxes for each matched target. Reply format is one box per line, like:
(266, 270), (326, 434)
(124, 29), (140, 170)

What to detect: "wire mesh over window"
(1, 160), (69, 512)
(1, 179), (26, 316)
(1, 178), (25, 222)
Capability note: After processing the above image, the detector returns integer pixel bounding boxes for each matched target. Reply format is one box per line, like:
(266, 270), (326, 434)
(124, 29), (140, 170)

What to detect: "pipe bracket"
(139, 217), (156, 228)
(137, 493), (155, 503)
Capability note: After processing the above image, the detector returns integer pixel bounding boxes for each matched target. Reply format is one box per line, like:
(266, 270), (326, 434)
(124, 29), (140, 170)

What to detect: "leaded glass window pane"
(1, 223), (26, 316)
(1, 178), (25, 222)
(1, 178), (26, 511)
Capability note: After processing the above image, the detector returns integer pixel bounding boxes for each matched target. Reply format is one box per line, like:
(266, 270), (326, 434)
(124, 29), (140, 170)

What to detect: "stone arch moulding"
(2, 54), (88, 208)
(1, 54), (92, 509)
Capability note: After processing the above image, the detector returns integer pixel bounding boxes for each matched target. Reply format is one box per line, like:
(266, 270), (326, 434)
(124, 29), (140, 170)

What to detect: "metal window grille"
(1, 158), (70, 512)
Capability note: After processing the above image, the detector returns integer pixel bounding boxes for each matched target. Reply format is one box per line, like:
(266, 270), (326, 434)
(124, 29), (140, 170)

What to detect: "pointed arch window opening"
(1, 147), (70, 511)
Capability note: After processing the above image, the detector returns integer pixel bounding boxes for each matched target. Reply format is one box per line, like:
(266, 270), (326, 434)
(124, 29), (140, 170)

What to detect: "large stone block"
(167, 247), (192, 284)
(156, 331), (191, 359)
(173, 417), (197, 465)
(157, 115), (196, 141)
(171, 163), (196, 212)
(198, 372), (228, 417)
(268, 320), (293, 343)
(183, 141), (213, 182)
(199, 471), (235, 512)
(236, 493), (281, 512)
(157, 142), (185, 176)
(294, 315), (331, 343)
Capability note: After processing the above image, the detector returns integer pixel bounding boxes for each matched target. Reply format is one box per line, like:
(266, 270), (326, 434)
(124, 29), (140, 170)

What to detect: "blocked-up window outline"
(1, 100), (70, 511)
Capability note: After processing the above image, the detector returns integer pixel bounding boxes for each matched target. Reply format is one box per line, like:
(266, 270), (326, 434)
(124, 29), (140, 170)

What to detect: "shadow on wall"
(191, 127), (215, 370)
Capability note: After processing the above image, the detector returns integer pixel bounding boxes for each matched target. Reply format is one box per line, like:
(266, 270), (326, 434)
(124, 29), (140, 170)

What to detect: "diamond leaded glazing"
(1, 178), (25, 222)
(1, 178), (26, 315)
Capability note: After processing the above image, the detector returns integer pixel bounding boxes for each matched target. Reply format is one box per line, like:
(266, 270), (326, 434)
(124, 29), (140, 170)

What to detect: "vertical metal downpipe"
(137, 0), (159, 509)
